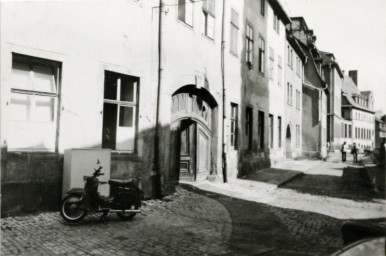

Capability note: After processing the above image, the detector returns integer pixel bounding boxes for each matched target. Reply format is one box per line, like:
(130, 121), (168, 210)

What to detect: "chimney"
(348, 70), (358, 86)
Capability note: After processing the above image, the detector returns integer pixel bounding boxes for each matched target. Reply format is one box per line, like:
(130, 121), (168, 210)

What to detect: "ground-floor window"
(102, 71), (139, 152)
(278, 116), (282, 148)
(246, 107), (253, 150)
(8, 53), (61, 151)
(269, 114), (273, 148)
(296, 124), (300, 147)
(258, 111), (264, 149)
(230, 103), (238, 149)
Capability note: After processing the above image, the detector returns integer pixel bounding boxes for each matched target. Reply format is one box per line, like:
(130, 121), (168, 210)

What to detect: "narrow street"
(1, 186), (344, 256)
(1, 153), (384, 256)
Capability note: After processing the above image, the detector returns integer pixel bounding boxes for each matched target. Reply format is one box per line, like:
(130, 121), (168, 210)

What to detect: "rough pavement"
(1, 186), (344, 256)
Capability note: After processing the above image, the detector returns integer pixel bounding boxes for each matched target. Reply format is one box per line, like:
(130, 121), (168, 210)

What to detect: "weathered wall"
(1, 152), (63, 215)
(238, 0), (270, 178)
(302, 86), (321, 155)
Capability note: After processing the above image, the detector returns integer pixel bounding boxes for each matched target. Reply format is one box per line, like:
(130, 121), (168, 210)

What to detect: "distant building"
(341, 71), (376, 150)
(320, 51), (344, 151)
(284, 32), (306, 158)
(288, 17), (329, 158)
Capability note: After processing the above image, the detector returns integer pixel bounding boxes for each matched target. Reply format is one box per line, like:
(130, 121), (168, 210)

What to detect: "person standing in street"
(341, 141), (347, 162)
(351, 142), (358, 163)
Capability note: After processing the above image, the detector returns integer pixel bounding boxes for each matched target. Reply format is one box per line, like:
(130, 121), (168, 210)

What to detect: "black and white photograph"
(1, 0), (385, 255)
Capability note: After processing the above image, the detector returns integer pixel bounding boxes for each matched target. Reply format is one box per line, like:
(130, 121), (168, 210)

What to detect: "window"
(230, 103), (238, 149)
(290, 84), (293, 105)
(102, 71), (139, 151)
(349, 125), (352, 138)
(296, 90), (300, 109)
(8, 53), (61, 151)
(296, 125), (300, 147)
(230, 8), (239, 55)
(278, 116), (282, 147)
(269, 114), (274, 148)
(246, 107), (253, 149)
(258, 111), (264, 149)
(178, 0), (193, 26)
(258, 37), (265, 73)
(260, 0), (265, 16)
(287, 45), (290, 66)
(203, 0), (215, 39)
(287, 83), (290, 105)
(290, 49), (293, 68)
(296, 57), (300, 76)
(269, 47), (274, 80)
(246, 24), (253, 67)
(277, 55), (282, 85)
(273, 14), (279, 33)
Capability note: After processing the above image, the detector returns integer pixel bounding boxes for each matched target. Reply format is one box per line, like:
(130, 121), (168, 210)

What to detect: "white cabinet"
(62, 149), (111, 197)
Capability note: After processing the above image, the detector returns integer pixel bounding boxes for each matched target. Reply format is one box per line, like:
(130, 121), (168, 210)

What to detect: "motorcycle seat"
(108, 179), (134, 187)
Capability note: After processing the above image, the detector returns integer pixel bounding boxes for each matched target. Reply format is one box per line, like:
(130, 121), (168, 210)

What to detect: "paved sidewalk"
(186, 152), (385, 220)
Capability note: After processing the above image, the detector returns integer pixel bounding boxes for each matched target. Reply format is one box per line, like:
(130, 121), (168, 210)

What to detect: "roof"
(286, 34), (307, 62)
(342, 76), (375, 113)
(298, 40), (328, 92)
(320, 51), (344, 78)
(268, 0), (291, 24)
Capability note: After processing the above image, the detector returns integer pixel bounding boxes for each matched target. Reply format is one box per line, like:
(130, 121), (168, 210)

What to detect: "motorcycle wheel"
(60, 195), (87, 223)
(117, 205), (138, 221)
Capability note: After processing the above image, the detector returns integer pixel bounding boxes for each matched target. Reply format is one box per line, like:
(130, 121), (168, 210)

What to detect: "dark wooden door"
(179, 120), (196, 181)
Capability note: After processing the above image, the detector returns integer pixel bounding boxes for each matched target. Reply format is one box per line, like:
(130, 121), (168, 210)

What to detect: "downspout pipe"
(153, 0), (163, 199)
(220, 0), (227, 183)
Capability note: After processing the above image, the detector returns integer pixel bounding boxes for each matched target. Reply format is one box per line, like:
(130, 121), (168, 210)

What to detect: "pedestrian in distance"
(351, 142), (358, 163)
(341, 141), (348, 162)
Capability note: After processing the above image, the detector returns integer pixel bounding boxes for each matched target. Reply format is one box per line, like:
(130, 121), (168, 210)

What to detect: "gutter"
(220, 0), (227, 183)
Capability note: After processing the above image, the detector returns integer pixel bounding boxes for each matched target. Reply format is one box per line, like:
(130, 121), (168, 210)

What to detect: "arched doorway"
(286, 125), (292, 159)
(170, 85), (217, 182)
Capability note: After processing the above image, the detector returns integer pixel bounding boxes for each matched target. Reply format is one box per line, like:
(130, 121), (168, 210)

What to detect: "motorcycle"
(60, 165), (143, 223)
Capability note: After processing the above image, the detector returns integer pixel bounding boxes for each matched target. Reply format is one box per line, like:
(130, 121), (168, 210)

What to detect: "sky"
(282, 0), (386, 113)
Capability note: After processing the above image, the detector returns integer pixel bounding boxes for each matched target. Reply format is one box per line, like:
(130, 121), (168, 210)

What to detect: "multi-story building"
(284, 32), (305, 158)
(320, 51), (344, 151)
(341, 71), (375, 150)
(0, 0), (293, 214)
(288, 17), (329, 158)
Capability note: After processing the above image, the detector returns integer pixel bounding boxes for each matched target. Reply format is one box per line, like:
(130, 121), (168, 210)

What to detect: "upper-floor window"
(269, 47), (274, 80)
(277, 55), (282, 86)
(246, 24), (254, 68)
(296, 90), (300, 109)
(230, 103), (238, 149)
(102, 71), (139, 152)
(273, 14), (279, 33)
(178, 0), (193, 26)
(9, 53), (61, 151)
(258, 37), (265, 73)
(230, 8), (239, 55)
(260, 0), (265, 16)
(287, 45), (290, 65)
(203, 0), (215, 39)
(296, 57), (300, 76)
(290, 49), (293, 68)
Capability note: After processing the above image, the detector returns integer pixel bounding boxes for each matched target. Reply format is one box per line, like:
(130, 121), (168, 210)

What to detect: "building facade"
(284, 32), (305, 158)
(288, 17), (329, 158)
(341, 71), (375, 150)
(320, 51), (344, 151)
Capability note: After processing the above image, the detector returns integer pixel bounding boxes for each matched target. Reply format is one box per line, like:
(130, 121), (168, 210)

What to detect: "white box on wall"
(62, 149), (111, 197)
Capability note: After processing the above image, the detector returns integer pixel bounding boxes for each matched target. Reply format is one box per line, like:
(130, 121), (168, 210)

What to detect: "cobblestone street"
(1, 186), (345, 256)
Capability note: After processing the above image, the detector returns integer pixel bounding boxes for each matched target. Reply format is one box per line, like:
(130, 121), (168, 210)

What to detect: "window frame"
(230, 8), (239, 56)
(9, 53), (61, 152)
(178, 0), (194, 27)
(246, 107), (253, 150)
(258, 36), (265, 74)
(203, 0), (215, 39)
(230, 103), (238, 149)
(102, 71), (139, 152)
(245, 23), (254, 68)
(260, 0), (265, 16)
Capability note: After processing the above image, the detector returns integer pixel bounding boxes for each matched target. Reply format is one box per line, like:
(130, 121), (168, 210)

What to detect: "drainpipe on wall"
(220, 0), (227, 183)
(153, 0), (163, 199)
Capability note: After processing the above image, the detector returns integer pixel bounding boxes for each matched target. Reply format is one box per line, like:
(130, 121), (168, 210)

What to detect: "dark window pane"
(119, 106), (133, 127)
(120, 77), (135, 102)
(104, 72), (117, 100)
(102, 103), (117, 149)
